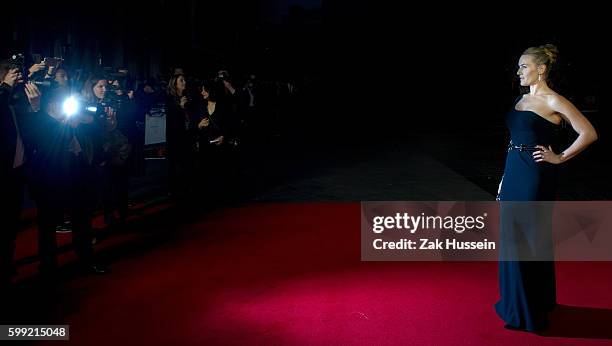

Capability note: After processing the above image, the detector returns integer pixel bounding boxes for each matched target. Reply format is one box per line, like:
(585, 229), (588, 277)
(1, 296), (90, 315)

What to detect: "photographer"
(27, 56), (63, 88)
(1, 54), (53, 288)
(239, 74), (260, 144)
(85, 75), (132, 227)
(216, 70), (247, 147)
(0, 62), (28, 291)
(215, 70), (239, 114)
(53, 67), (70, 90)
(27, 77), (109, 278)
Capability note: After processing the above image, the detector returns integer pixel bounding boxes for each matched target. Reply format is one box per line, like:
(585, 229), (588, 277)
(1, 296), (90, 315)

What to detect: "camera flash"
(62, 97), (79, 117)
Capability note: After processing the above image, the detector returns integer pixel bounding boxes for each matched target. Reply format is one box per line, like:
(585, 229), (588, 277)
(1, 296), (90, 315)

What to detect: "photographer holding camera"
(22, 55), (64, 90)
(27, 75), (111, 279)
(1, 58), (53, 289)
(0, 62), (25, 291)
(215, 70), (239, 113)
(96, 74), (133, 226)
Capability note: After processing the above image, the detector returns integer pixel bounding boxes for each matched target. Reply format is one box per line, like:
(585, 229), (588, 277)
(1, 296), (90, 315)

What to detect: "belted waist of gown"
(507, 140), (547, 152)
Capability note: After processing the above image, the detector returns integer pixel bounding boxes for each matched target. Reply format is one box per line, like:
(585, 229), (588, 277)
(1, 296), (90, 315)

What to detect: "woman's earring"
(538, 74), (542, 82)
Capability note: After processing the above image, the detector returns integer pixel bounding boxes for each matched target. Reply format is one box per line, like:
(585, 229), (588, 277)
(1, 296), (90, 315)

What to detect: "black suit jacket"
(0, 83), (19, 174)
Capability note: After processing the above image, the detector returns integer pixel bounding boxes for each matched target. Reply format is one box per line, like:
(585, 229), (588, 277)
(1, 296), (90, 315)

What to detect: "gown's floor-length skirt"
(496, 150), (558, 331)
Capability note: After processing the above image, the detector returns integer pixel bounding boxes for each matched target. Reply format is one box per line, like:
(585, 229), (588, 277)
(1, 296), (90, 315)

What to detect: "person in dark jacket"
(165, 74), (199, 198)
(0, 62), (31, 290)
(28, 77), (109, 278)
(196, 80), (241, 200)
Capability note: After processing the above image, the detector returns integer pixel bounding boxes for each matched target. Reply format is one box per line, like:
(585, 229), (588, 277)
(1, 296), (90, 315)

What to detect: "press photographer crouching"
(27, 77), (111, 280)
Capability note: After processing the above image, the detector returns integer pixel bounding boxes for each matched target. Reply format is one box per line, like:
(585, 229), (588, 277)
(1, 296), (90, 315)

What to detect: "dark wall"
(313, 3), (609, 141)
(2, 1), (608, 142)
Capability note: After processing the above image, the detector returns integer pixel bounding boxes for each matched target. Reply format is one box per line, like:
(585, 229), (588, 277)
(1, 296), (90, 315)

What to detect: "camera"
(61, 96), (101, 119)
(76, 100), (115, 121)
(215, 70), (230, 82)
(43, 57), (63, 68)
(32, 80), (58, 88)
(105, 69), (132, 96)
(8, 53), (59, 89)
(7, 53), (25, 71)
(100, 86), (123, 110)
(30, 75), (59, 90)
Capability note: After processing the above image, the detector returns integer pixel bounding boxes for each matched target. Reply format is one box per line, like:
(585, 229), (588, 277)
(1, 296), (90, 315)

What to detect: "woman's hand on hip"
(533, 145), (562, 164)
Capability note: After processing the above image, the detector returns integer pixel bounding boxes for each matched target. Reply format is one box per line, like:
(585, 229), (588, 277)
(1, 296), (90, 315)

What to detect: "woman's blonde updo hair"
(522, 44), (559, 77)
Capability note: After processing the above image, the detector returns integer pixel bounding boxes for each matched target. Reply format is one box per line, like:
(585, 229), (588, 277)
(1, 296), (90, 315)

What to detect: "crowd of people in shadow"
(1, 55), (300, 296)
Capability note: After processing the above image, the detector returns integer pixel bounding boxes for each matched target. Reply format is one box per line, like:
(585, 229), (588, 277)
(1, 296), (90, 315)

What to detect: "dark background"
(3, 1), (610, 198)
(2, 2), (608, 132)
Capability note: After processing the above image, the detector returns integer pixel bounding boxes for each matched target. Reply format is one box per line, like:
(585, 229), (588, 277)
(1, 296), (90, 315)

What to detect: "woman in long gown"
(495, 44), (598, 332)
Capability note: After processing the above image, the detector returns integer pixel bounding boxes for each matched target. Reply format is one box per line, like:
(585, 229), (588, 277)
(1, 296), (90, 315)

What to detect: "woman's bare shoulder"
(545, 93), (572, 108)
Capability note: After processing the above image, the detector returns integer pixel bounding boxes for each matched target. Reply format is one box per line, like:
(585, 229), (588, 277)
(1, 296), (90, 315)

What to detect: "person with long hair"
(84, 76), (131, 226)
(165, 74), (198, 198)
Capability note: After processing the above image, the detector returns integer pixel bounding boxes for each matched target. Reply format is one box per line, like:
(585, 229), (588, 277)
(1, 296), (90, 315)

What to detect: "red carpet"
(13, 200), (172, 281)
(14, 203), (612, 345)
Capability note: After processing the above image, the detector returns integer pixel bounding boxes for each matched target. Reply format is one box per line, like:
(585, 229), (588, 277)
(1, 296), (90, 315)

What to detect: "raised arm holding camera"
(0, 63), (26, 291)
(24, 74), (110, 279)
(1, 58), (66, 289)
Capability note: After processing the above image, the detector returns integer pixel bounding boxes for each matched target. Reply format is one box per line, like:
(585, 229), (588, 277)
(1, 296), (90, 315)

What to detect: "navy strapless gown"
(495, 99), (560, 331)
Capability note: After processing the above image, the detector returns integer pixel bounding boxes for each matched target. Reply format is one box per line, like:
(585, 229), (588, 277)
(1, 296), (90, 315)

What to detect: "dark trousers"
(0, 166), (25, 285)
(34, 166), (95, 275)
